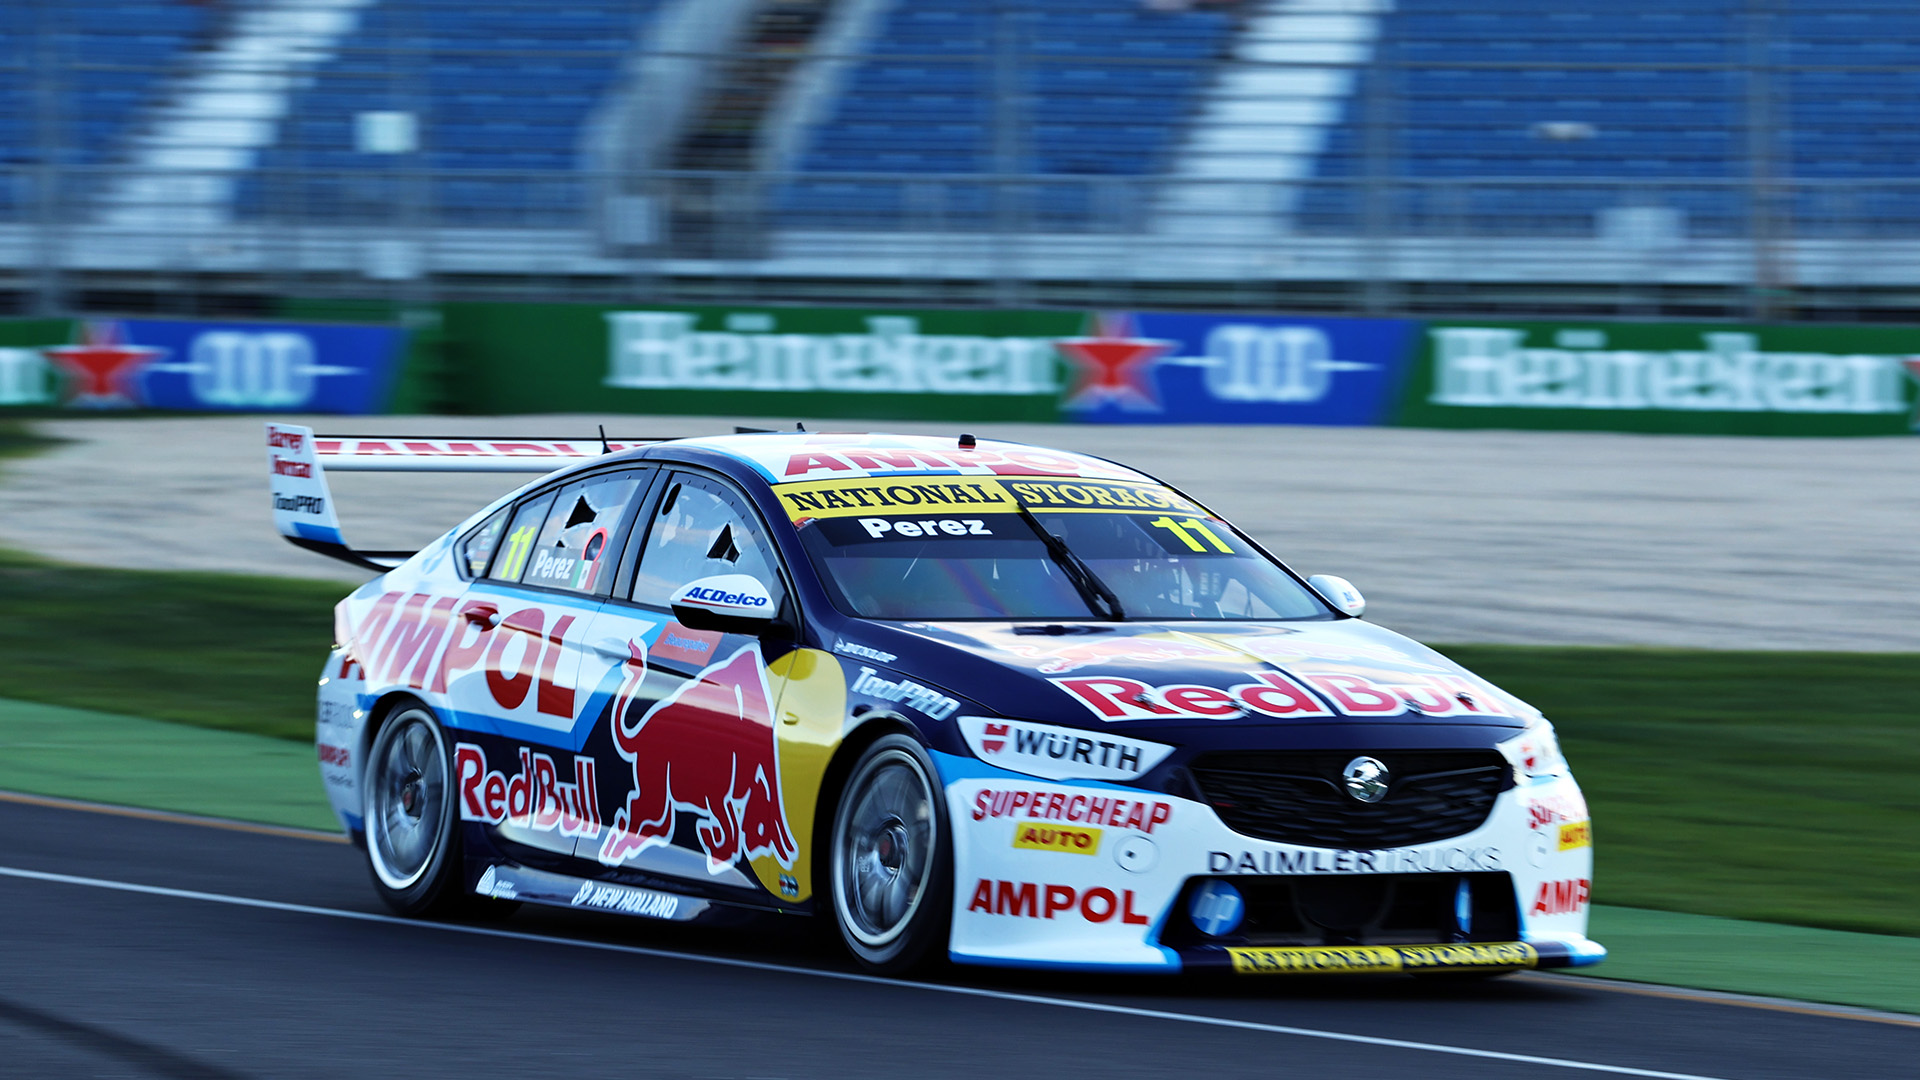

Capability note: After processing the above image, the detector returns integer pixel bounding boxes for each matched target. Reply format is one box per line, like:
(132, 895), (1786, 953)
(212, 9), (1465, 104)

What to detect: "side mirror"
(1307, 574), (1366, 618)
(670, 574), (779, 634)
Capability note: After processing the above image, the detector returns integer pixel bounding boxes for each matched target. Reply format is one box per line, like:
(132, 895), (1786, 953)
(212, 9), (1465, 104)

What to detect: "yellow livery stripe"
(999, 477), (1207, 516)
(774, 477), (1017, 521)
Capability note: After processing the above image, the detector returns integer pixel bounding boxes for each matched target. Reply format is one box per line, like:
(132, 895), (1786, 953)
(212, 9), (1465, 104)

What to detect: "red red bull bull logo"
(455, 743), (603, 839)
(1053, 670), (1513, 722)
(597, 643), (800, 875)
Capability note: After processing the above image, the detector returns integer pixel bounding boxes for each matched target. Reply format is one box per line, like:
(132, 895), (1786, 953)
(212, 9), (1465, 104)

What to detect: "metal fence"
(5, 1), (1920, 321)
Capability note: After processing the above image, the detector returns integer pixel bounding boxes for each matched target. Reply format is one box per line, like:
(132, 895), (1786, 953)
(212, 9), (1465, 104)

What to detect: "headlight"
(1498, 719), (1568, 780)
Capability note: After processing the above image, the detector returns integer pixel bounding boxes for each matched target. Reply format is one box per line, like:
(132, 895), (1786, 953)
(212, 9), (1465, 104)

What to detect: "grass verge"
(1571, 905), (1920, 1016)
(0, 419), (64, 460)
(0, 547), (1912, 939)
(0, 696), (337, 831)
(0, 549), (341, 741)
(1440, 645), (1920, 938)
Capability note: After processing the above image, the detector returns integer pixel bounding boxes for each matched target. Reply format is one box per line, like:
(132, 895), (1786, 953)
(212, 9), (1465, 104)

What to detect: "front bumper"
(936, 750), (1605, 974)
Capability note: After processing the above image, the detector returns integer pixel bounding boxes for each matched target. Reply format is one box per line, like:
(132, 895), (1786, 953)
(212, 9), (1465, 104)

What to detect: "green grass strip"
(0, 696), (337, 831)
(1574, 905), (1920, 1016)
(1438, 645), (1920, 938)
(0, 540), (1915, 938)
(0, 420), (64, 460)
(0, 549), (342, 741)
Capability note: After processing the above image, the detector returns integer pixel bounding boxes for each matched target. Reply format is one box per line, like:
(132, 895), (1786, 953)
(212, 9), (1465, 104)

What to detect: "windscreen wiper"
(1015, 506), (1124, 621)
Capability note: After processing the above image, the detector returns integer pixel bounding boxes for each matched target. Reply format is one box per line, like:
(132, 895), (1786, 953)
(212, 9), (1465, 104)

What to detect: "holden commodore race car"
(268, 424), (1604, 977)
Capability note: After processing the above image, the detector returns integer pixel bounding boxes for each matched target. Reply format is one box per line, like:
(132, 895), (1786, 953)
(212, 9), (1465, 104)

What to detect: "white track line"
(1513, 973), (1920, 1030)
(0, 863), (1739, 1080)
(0, 789), (346, 843)
(8, 792), (1909, 1031)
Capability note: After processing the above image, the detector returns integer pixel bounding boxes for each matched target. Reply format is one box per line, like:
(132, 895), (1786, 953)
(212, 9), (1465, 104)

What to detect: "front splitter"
(1178, 938), (1603, 976)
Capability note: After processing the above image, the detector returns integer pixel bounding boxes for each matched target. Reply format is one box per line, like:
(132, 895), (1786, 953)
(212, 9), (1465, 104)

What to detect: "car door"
(441, 466), (652, 862)
(579, 470), (809, 900)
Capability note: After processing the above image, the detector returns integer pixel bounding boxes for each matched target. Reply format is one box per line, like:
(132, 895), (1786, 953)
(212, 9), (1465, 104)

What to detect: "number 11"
(1149, 516), (1232, 553)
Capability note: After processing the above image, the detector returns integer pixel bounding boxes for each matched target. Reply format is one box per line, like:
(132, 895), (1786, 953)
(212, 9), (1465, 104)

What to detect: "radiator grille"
(1189, 750), (1510, 849)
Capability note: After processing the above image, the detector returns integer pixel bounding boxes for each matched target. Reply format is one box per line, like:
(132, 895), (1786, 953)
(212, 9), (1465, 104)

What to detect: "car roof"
(642, 431), (1159, 487)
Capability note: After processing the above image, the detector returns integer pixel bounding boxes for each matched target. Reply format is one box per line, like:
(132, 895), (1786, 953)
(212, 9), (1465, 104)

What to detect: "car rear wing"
(266, 423), (665, 572)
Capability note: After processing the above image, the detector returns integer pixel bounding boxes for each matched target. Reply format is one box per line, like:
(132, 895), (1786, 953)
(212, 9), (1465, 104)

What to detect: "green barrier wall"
(1399, 321), (1920, 436)
(437, 303), (1082, 421)
(276, 299), (451, 414)
(0, 319), (73, 408)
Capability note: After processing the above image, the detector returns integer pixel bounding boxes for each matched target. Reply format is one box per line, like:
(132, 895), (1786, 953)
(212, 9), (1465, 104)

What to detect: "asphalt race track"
(1, 799), (1913, 1080)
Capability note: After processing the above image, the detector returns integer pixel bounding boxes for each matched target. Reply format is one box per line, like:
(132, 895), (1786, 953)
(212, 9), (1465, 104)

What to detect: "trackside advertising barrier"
(1061, 312), (1417, 426)
(439, 303), (1083, 421)
(0, 317), (406, 413)
(0, 320), (67, 407)
(22, 306), (1911, 435)
(436, 303), (1419, 426)
(1400, 321), (1920, 436)
(432, 304), (1920, 433)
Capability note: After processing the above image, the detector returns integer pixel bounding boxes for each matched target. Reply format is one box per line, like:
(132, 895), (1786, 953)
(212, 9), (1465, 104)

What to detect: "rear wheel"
(828, 735), (951, 974)
(364, 704), (480, 917)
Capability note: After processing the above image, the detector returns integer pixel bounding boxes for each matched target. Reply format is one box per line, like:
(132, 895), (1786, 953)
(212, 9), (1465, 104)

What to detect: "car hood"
(847, 618), (1541, 740)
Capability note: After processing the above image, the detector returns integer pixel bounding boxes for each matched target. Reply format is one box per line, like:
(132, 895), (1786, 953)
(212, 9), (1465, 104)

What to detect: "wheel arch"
(355, 691), (435, 807)
(809, 711), (925, 908)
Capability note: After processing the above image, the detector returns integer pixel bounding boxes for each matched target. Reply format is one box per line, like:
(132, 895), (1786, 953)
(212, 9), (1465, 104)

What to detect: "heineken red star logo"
(1055, 312), (1176, 411)
(45, 320), (168, 407)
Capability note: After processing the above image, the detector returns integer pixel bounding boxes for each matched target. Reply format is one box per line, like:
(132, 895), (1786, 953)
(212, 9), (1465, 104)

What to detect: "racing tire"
(828, 735), (952, 974)
(363, 704), (504, 918)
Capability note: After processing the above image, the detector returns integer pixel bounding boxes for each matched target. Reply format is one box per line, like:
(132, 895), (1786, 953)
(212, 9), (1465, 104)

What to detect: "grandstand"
(239, 0), (652, 227)
(2, 0), (1919, 316)
(0, 2), (213, 215)
(1304, 1), (1753, 237)
(774, 0), (1233, 230)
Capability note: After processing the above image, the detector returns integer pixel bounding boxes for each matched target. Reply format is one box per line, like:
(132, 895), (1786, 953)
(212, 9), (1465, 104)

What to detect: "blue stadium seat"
(0, 3), (210, 215)
(237, 0), (659, 225)
(1300, 0), (1920, 237)
(777, 0), (1231, 231)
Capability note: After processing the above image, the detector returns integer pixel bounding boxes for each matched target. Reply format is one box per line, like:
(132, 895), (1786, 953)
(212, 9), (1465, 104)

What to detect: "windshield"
(779, 475), (1332, 621)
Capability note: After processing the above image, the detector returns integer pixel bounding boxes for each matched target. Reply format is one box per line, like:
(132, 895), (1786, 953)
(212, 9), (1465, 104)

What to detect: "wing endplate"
(266, 424), (669, 572)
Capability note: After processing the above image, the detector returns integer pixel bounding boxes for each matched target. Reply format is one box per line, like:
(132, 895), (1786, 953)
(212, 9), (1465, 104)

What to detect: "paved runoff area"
(5, 415), (1919, 651)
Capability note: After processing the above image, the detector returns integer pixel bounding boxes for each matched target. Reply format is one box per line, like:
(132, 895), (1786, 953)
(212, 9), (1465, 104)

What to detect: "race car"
(269, 424), (1604, 977)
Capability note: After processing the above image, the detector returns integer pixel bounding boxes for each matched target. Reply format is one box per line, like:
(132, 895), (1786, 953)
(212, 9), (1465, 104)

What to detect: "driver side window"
(630, 475), (788, 613)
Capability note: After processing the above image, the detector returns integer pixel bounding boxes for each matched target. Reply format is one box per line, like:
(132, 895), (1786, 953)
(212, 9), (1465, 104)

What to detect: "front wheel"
(828, 735), (951, 974)
(364, 704), (471, 916)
